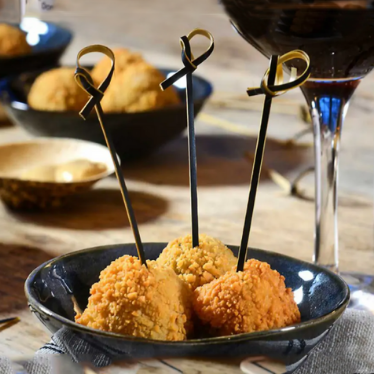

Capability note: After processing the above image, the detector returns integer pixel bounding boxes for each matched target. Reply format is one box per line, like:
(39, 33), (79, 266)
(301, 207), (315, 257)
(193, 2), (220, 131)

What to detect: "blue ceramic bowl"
(1, 68), (212, 161)
(0, 18), (72, 79)
(25, 243), (349, 371)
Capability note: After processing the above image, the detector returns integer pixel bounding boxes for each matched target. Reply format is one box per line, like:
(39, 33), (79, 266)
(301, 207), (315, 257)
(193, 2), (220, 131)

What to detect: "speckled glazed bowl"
(25, 243), (349, 372)
(0, 138), (115, 210)
(1, 68), (212, 161)
(0, 18), (72, 79)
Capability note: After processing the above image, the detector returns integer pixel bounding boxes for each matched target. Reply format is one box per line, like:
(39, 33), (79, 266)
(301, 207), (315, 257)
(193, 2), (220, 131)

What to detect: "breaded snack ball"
(28, 68), (88, 111)
(75, 256), (193, 341)
(91, 47), (144, 84)
(0, 24), (31, 57)
(99, 62), (180, 113)
(193, 259), (301, 336)
(156, 234), (237, 291)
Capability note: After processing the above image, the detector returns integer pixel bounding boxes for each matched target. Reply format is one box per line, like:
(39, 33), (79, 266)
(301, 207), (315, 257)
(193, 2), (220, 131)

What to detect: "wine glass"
(220, 0), (374, 311)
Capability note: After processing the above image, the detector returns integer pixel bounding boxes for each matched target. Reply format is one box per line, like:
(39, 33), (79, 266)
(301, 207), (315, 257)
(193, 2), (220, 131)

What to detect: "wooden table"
(1, 1), (373, 372)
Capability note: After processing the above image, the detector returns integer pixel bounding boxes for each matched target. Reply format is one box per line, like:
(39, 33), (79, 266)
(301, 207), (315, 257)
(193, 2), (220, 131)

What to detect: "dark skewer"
(0, 317), (19, 333)
(236, 55), (279, 272)
(0, 317), (18, 325)
(237, 50), (311, 272)
(186, 69), (199, 247)
(95, 103), (145, 265)
(74, 45), (146, 266)
(160, 29), (214, 248)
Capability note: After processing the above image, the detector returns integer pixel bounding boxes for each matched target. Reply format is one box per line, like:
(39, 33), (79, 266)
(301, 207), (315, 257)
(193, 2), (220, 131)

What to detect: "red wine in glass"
(221, 0), (374, 312)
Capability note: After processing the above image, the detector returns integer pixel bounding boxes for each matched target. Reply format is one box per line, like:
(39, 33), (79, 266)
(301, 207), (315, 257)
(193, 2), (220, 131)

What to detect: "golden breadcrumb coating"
(156, 234), (237, 291)
(193, 259), (301, 336)
(91, 47), (144, 84)
(28, 68), (88, 111)
(0, 24), (31, 57)
(100, 62), (180, 113)
(75, 256), (193, 341)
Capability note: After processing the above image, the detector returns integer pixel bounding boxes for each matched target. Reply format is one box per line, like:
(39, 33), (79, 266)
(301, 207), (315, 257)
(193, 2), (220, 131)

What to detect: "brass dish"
(0, 138), (115, 210)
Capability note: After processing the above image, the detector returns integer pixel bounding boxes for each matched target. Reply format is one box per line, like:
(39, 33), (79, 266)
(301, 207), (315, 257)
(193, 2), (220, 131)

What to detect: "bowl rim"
(1, 67), (213, 116)
(25, 243), (350, 345)
(0, 137), (117, 184)
(0, 19), (73, 61)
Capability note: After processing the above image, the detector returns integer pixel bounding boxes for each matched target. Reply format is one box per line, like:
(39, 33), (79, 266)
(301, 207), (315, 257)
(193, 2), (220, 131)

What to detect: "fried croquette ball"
(0, 24), (31, 57)
(28, 68), (88, 111)
(75, 255), (193, 341)
(99, 62), (180, 113)
(193, 259), (301, 336)
(156, 234), (237, 291)
(91, 47), (144, 84)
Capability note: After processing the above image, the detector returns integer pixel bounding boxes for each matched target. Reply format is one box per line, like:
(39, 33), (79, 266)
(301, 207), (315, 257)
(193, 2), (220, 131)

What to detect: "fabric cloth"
(295, 309), (374, 374)
(1, 310), (373, 374)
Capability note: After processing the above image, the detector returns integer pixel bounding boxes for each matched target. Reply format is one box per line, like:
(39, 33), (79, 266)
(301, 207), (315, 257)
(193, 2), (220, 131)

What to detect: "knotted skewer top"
(160, 28), (214, 90)
(237, 50), (311, 273)
(247, 50), (311, 98)
(74, 45), (115, 120)
(74, 45), (146, 267)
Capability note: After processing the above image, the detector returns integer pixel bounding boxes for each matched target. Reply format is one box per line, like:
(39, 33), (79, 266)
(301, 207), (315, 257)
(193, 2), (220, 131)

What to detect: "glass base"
(341, 272), (374, 314)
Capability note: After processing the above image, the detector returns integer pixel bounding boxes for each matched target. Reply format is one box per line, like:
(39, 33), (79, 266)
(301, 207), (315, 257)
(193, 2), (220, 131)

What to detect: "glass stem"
(301, 79), (360, 273)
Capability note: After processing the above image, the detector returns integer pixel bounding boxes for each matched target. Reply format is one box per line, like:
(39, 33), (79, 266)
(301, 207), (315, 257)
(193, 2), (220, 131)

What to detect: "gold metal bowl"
(0, 138), (115, 210)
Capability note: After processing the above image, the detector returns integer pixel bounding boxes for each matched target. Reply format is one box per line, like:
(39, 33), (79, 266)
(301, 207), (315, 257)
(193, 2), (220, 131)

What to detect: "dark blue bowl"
(0, 18), (72, 79)
(0, 67), (212, 161)
(25, 243), (349, 371)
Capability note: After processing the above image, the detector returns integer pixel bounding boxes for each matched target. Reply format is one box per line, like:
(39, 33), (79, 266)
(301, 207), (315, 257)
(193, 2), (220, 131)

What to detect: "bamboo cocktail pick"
(160, 29), (214, 248)
(0, 317), (19, 332)
(74, 45), (146, 267)
(236, 50), (311, 272)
